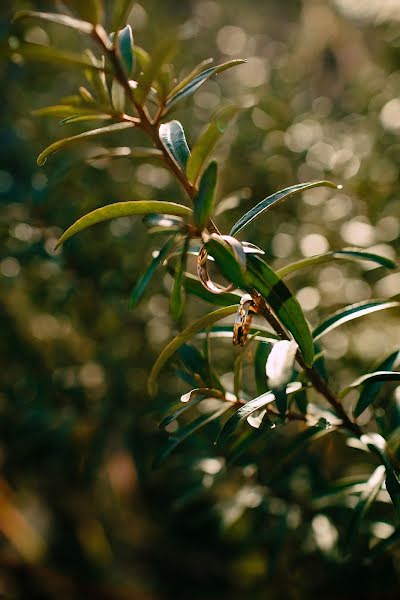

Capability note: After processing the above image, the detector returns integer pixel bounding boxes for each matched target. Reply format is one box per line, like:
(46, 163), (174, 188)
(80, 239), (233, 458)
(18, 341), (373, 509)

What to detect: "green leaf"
(148, 305), (239, 396)
(312, 476), (372, 509)
(84, 51), (109, 105)
(182, 272), (242, 306)
(230, 180), (338, 237)
(111, 80), (125, 113)
(247, 255), (314, 367)
(196, 325), (278, 344)
(361, 433), (400, 518)
(33, 105), (104, 118)
(217, 391), (276, 448)
(176, 344), (214, 387)
(60, 114), (112, 125)
(344, 465), (386, 551)
(354, 351), (400, 418)
(193, 162), (218, 230)
(55, 201), (192, 248)
(159, 120), (190, 171)
(134, 46), (151, 72)
(154, 403), (231, 467)
(13, 10), (94, 34)
(130, 236), (177, 308)
(340, 371), (400, 400)
(116, 25), (134, 76)
(203, 243), (314, 366)
(255, 341), (271, 395)
(234, 331), (259, 400)
(165, 59), (246, 110)
(158, 393), (206, 429)
(167, 58), (213, 99)
(6, 44), (109, 73)
(204, 234), (248, 290)
(277, 248), (397, 278)
(186, 106), (239, 184)
(37, 121), (135, 166)
(170, 237), (189, 320)
(135, 38), (177, 105)
(385, 470), (400, 519)
(266, 340), (298, 389)
(266, 340), (298, 415)
(313, 300), (400, 341)
(155, 64), (173, 102)
(111, 0), (135, 32)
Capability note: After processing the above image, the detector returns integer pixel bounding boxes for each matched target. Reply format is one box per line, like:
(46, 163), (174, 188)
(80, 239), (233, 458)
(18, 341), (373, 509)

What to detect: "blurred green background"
(1, 0), (400, 598)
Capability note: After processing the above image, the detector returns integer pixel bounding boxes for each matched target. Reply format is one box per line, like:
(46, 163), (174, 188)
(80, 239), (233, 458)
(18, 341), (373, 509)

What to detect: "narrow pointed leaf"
(158, 394), (205, 429)
(135, 38), (177, 104)
(130, 237), (177, 307)
(234, 332), (259, 400)
(154, 403), (231, 467)
(37, 122), (135, 166)
(217, 391), (276, 448)
(193, 162), (217, 230)
(56, 201), (192, 248)
(159, 120), (190, 170)
(247, 255), (314, 366)
(354, 351), (400, 417)
(165, 59), (246, 110)
(170, 237), (189, 320)
(84, 51), (109, 105)
(277, 249), (397, 278)
(60, 114), (112, 125)
(255, 341), (271, 395)
(340, 371), (400, 400)
(344, 465), (386, 550)
(266, 341), (298, 415)
(111, 80), (125, 113)
(33, 105), (104, 118)
(116, 25), (134, 75)
(186, 106), (239, 184)
(230, 180), (338, 237)
(196, 325), (278, 344)
(6, 44), (110, 73)
(313, 300), (400, 341)
(176, 344), (214, 387)
(13, 10), (94, 34)
(148, 305), (239, 396)
(205, 243), (314, 365)
(167, 58), (213, 99)
(266, 340), (298, 389)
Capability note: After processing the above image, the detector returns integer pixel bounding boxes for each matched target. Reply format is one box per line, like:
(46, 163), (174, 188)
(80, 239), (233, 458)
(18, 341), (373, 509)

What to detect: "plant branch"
(93, 26), (221, 233)
(93, 24), (359, 436)
(252, 291), (362, 437)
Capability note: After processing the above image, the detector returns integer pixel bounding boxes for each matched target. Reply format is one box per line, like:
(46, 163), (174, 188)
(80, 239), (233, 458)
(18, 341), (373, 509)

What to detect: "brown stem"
(252, 291), (362, 437)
